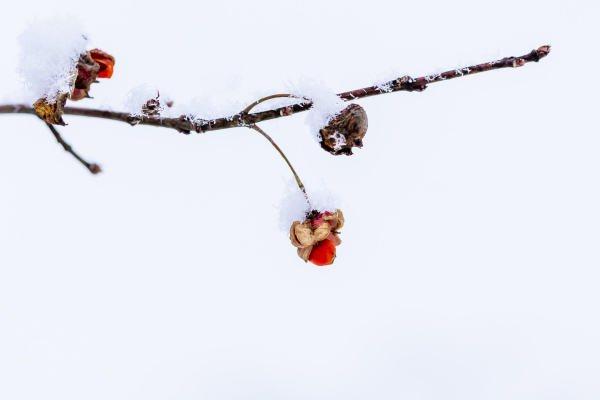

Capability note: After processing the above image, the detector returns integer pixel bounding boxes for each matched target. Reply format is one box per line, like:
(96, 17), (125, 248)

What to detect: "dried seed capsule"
(33, 93), (68, 126)
(319, 104), (368, 156)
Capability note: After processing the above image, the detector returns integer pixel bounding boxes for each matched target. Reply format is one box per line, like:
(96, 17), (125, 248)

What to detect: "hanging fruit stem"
(250, 124), (310, 207)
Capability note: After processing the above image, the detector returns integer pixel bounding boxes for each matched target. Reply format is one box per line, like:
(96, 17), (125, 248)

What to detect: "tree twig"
(46, 122), (101, 174)
(0, 46), (550, 134)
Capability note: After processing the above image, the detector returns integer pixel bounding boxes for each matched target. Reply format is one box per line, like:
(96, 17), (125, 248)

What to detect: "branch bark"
(46, 122), (101, 174)
(0, 46), (550, 134)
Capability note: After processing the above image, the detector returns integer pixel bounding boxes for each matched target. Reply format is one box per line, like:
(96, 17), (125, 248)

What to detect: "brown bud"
(512, 58), (526, 68)
(89, 164), (102, 174)
(33, 93), (68, 126)
(279, 106), (294, 116)
(142, 93), (161, 116)
(127, 115), (142, 126)
(395, 75), (413, 85)
(319, 104), (368, 156)
(536, 45), (551, 60)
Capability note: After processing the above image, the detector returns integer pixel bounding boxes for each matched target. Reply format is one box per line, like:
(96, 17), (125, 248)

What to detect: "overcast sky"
(1, 0), (599, 399)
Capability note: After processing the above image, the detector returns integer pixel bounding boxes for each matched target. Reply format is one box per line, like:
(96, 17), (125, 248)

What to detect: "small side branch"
(46, 123), (101, 174)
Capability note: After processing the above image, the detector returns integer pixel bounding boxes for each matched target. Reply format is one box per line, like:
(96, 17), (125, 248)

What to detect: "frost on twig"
(18, 16), (88, 104)
(373, 68), (406, 93)
(164, 97), (245, 126)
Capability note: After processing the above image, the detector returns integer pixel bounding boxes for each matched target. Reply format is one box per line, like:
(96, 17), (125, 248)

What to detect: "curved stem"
(242, 93), (310, 115)
(243, 94), (295, 114)
(250, 124), (310, 207)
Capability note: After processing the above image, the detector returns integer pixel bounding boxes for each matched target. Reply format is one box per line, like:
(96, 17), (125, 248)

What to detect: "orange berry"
(308, 239), (336, 266)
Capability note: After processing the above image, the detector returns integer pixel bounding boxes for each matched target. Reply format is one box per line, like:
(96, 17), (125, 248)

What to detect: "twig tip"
(89, 164), (102, 174)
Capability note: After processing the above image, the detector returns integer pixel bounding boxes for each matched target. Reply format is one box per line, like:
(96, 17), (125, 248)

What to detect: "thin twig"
(250, 124), (310, 207)
(46, 122), (101, 174)
(0, 46), (550, 134)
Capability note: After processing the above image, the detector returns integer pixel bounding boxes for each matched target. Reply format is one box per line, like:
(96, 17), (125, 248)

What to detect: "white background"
(1, 1), (599, 399)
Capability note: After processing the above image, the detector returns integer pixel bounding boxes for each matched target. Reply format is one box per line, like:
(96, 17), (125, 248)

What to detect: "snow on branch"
(287, 78), (347, 141)
(18, 16), (88, 104)
(2, 45), (551, 136)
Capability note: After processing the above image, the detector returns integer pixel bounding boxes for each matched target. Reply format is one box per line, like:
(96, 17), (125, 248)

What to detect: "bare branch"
(46, 122), (101, 174)
(0, 46), (550, 134)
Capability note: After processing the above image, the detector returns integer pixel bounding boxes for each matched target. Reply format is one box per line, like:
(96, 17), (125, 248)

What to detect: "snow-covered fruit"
(34, 48), (115, 124)
(319, 104), (368, 156)
(290, 209), (344, 266)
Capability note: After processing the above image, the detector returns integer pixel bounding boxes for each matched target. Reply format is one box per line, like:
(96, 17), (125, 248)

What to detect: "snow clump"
(287, 77), (347, 142)
(18, 16), (88, 104)
(278, 180), (342, 231)
(124, 85), (172, 117)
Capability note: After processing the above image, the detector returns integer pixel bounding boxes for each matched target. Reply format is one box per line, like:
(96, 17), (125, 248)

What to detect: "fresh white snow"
(287, 77), (347, 141)
(18, 16), (88, 104)
(278, 180), (342, 231)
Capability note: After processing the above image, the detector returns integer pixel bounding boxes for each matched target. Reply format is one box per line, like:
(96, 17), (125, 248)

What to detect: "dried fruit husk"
(297, 246), (313, 262)
(70, 88), (91, 101)
(33, 93), (68, 126)
(327, 232), (342, 246)
(74, 52), (100, 92)
(70, 50), (115, 102)
(290, 220), (331, 248)
(321, 209), (344, 231)
(319, 104), (368, 156)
